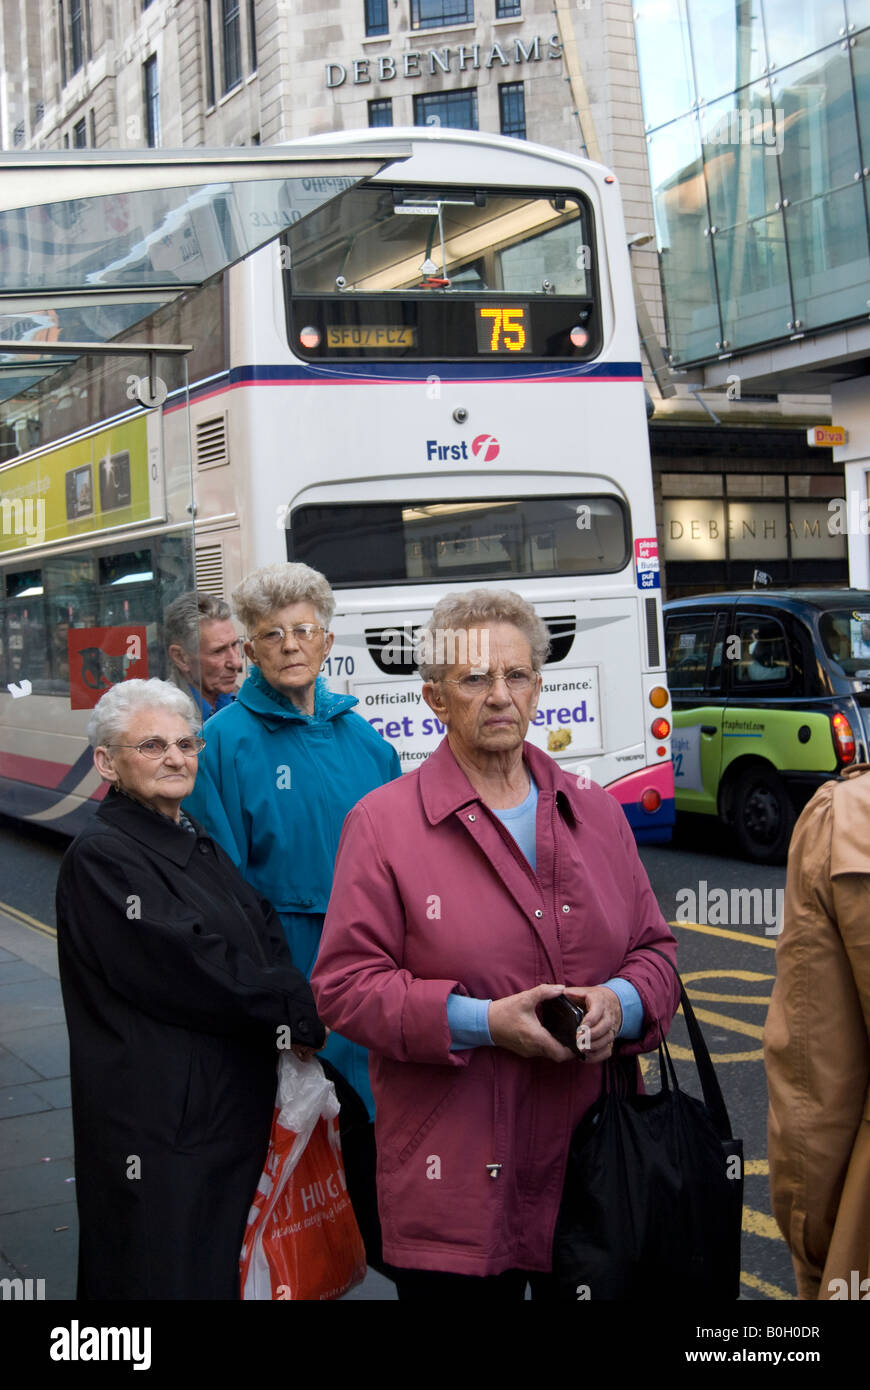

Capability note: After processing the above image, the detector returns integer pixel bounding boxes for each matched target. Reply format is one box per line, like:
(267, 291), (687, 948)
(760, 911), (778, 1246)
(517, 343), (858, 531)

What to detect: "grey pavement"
(0, 910), (76, 1300)
(0, 907), (396, 1301)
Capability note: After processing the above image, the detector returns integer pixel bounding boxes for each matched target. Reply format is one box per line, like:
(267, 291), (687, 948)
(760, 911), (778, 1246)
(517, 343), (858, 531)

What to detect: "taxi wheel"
(733, 765), (796, 864)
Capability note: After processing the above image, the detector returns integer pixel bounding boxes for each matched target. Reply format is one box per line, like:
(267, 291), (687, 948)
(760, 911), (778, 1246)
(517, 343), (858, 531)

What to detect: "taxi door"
(666, 607), (729, 815)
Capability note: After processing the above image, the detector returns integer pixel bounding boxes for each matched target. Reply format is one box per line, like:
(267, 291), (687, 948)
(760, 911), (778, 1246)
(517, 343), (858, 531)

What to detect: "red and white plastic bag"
(240, 1052), (366, 1300)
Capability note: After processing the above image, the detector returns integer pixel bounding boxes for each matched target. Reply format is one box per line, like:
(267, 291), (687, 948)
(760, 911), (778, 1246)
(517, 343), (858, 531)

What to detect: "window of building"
(70, 0), (83, 72)
(222, 0), (242, 93)
(368, 98), (393, 127)
(144, 54), (159, 147)
(499, 81), (525, 138)
(251, 131), (260, 145)
(73, 117), (87, 147)
(413, 89), (478, 129)
(248, 0), (257, 71)
(365, 0), (388, 35)
(495, 0), (521, 15)
(13, 122), (25, 147)
(410, 0), (473, 30)
(58, 1), (67, 85)
(204, 1), (216, 106)
(89, 107), (96, 146)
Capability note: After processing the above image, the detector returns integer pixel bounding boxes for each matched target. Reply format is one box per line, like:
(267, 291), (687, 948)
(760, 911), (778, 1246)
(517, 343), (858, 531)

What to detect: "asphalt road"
(0, 806), (794, 1299)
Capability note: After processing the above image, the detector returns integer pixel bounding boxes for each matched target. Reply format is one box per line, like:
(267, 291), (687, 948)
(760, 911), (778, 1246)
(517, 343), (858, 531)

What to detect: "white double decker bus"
(0, 130), (673, 842)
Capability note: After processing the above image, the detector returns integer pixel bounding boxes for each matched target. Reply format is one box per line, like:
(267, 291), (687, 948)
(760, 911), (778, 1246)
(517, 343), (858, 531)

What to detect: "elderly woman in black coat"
(56, 677), (325, 1300)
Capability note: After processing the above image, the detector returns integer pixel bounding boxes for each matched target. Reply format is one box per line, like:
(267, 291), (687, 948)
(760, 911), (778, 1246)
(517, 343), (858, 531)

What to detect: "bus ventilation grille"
(644, 596), (660, 668)
(363, 615), (576, 677)
(195, 544), (225, 597)
(195, 414), (229, 469)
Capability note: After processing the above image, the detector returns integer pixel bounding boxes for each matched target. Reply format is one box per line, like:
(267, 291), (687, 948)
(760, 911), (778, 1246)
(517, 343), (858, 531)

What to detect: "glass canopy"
(0, 142), (411, 391)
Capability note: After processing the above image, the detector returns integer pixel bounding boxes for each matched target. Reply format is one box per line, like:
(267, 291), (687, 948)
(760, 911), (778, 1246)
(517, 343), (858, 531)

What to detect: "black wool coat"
(56, 787), (326, 1301)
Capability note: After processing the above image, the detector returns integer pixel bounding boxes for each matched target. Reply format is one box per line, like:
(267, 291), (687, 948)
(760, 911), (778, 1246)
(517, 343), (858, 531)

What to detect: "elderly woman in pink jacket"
(311, 588), (679, 1300)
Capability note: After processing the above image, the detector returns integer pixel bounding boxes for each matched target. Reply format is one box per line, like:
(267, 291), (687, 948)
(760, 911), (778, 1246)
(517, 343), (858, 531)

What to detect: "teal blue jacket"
(183, 665), (402, 1117)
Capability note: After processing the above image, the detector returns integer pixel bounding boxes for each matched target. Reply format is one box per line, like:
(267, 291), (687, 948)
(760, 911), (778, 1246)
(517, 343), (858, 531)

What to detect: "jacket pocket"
(379, 1076), (462, 1176)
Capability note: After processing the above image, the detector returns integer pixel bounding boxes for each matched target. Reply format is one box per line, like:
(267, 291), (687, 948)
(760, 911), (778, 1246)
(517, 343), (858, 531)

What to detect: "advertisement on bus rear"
(354, 668), (602, 767)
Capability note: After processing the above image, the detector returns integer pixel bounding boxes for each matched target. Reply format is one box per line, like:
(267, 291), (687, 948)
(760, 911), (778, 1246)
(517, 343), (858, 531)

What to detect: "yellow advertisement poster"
(0, 414), (158, 555)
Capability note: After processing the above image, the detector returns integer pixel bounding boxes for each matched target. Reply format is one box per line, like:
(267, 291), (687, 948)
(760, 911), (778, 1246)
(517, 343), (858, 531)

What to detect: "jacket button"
(562, 904), (571, 913)
(296, 1019), (310, 1037)
(197, 843), (209, 855)
(468, 814), (476, 822)
(534, 909), (543, 919)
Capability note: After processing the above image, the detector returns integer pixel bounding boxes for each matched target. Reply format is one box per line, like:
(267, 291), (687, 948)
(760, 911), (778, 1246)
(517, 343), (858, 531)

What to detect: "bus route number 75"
(476, 306), (529, 354)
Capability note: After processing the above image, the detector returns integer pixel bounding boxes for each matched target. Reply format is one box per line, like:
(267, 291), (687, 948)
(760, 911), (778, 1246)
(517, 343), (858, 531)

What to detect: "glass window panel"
(634, 0), (695, 130)
(413, 89), (478, 130)
(772, 47), (862, 207)
(761, 0), (846, 71)
(665, 615), (717, 690)
(789, 474), (844, 496)
(687, 0), (766, 105)
(663, 499), (727, 559)
(661, 472), (724, 496)
(410, 0), (473, 29)
(713, 210), (792, 348)
(727, 501), (788, 557)
(851, 33), (870, 173)
(732, 614), (791, 684)
(0, 172), (382, 294)
(790, 501), (847, 559)
(365, 0), (388, 36)
(846, 0), (870, 27)
(368, 98), (393, 127)
(787, 185), (870, 327)
(499, 82), (526, 140)
(222, 0), (242, 92)
(726, 473), (785, 494)
(647, 115), (721, 359)
(701, 82), (783, 229)
(291, 497), (630, 586)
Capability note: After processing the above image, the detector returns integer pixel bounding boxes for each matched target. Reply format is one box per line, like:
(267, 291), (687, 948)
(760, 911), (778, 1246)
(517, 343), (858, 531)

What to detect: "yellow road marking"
(668, 1044), (763, 1063)
(689, 1005), (765, 1041)
(743, 1206), (783, 1240)
(740, 1270), (792, 1300)
(745, 1159), (769, 1176)
(0, 898), (56, 938)
(683, 969), (773, 982)
(670, 919), (777, 949)
(687, 992), (772, 1005)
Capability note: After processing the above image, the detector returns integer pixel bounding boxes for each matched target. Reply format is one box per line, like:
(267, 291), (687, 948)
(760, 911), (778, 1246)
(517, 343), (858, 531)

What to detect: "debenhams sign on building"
(326, 34), (563, 87)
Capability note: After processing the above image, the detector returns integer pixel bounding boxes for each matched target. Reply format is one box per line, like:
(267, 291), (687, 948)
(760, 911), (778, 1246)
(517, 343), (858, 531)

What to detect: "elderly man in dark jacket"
(56, 677), (324, 1300)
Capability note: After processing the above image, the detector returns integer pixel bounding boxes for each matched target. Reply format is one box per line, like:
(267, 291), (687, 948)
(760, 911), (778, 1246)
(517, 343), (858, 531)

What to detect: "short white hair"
(87, 678), (198, 748)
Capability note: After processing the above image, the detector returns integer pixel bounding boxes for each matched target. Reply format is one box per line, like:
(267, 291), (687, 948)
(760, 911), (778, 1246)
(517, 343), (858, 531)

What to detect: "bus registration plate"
(326, 326), (417, 349)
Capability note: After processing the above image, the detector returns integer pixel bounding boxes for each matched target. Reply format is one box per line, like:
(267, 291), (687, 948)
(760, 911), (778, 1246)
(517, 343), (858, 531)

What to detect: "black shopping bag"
(552, 951), (743, 1300)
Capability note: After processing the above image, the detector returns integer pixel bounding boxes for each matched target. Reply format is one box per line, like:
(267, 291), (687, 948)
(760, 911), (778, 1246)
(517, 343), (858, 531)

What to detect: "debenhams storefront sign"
(326, 34), (563, 87)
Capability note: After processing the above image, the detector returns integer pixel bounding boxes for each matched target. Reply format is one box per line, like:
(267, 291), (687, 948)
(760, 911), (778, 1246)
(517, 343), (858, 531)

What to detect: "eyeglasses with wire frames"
(440, 668), (538, 697)
(249, 623), (326, 646)
(109, 736), (206, 759)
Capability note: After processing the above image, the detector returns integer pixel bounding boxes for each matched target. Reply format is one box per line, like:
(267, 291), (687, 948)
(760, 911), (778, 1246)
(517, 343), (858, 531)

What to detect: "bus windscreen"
(284, 186), (600, 360)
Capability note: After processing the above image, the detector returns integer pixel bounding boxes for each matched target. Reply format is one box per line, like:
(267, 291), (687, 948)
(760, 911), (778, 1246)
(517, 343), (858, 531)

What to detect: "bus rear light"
(640, 788), (661, 813)
(831, 712), (856, 764)
(299, 326), (321, 349)
(651, 717), (670, 739)
(649, 686), (669, 709)
(656, 745), (668, 757)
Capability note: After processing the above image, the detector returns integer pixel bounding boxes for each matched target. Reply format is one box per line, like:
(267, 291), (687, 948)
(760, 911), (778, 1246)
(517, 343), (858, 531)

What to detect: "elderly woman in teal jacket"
(183, 560), (401, 1269)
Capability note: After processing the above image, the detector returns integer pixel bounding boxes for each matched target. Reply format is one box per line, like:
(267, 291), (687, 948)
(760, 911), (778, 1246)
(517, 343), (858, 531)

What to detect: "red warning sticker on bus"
(634, 537), (660, 590)
(67, 625), (148, 710)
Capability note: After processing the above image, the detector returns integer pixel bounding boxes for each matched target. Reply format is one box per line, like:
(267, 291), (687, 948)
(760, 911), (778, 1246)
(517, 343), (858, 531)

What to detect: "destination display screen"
(474, 304), (531, 354)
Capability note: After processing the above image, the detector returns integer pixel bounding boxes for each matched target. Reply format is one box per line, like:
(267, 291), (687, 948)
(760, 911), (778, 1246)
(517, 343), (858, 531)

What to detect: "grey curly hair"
(232, 562), (335, 633)
(416, 589), (550, 682)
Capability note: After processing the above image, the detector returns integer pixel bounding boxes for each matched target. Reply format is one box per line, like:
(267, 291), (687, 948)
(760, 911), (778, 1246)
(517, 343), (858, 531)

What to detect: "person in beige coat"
(764, 764), (870, 1300)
